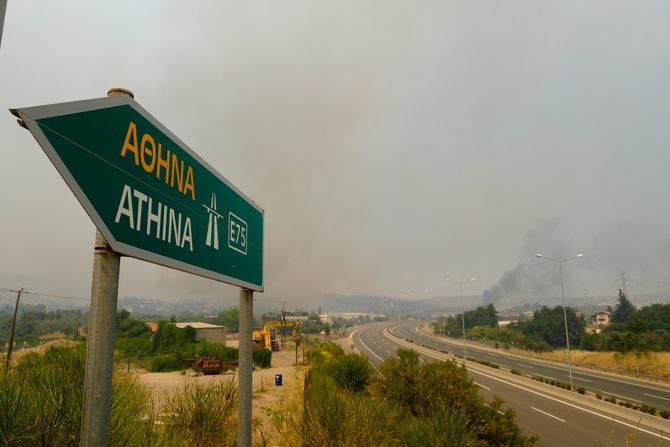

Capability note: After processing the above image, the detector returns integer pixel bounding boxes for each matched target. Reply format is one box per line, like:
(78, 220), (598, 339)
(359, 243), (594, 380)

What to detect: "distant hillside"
(319, 293), (444, 316)
(418, 295), (482, 311)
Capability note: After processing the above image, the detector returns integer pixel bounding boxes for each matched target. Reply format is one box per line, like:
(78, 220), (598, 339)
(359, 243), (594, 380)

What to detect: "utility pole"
(4, 287), (22, 368)
(302, 318), (308, 365)
(535, 253), (583, 392)
(280, 301), (287, 348)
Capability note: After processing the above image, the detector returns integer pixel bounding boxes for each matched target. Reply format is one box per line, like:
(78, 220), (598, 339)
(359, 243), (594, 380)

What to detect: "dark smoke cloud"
(483, 218), (670, 307)
(482, 219), (575, 305)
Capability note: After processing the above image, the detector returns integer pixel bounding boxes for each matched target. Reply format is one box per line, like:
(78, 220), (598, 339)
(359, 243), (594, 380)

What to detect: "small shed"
(175, 322), (226, 345)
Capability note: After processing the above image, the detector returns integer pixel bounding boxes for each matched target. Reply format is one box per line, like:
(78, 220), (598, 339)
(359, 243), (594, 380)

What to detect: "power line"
(615, 269), (633, 296)
(1, 287), (209, 306)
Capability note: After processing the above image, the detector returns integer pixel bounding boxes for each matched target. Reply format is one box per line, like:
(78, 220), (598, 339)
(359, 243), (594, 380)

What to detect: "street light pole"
(446, 278), (475, 361)
(535, 253), (583, 392)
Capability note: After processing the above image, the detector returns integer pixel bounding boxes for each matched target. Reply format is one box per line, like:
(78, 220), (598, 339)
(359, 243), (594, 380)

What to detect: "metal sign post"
(238, 288), (253, 447)
(80, 230), (120, 447)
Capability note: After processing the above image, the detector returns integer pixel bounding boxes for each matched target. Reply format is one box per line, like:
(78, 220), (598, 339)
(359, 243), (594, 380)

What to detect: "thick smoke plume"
(482, 219), (670, 306)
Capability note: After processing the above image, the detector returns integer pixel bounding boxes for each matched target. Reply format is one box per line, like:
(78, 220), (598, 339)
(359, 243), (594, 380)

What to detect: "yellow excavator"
(252, 320), (300, 351)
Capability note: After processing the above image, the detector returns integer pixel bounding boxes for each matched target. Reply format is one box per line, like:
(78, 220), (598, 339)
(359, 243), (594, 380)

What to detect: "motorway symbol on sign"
(11, 95), (264, 291)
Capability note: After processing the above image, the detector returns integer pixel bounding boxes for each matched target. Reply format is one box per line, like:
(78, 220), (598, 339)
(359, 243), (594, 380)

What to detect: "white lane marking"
(645, 393), (670, 402)
(354, 330), (384, 363)
(527, 361), (670, 394)
(533, 373), (556, 380)
(404, 325), (670, 399)
(524, 365), (535, 369)
(531, 407), (565, 422)
(607, 393), (642, 403)
(529, 361), (552, 367)
(407, 328), (670, 396)
(468, 369), (669, 441)
(573, 376), (592, 383)
(474, 382), (491, 390)
(385, 331), (670, 442)
(484, 403), (504, 415)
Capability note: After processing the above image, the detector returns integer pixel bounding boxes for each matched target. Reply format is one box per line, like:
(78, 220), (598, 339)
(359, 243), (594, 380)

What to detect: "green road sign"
(11, 95), (264, 291)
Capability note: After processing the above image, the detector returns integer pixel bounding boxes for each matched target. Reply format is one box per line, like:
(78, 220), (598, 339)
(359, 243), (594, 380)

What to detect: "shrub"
(577, 387), (586, 394)
(0, 344), (154, 446)
(374, 349), (536, 446)
(194, 342), (239, 363)
(301, 378), (399, 447)
(329, 353), (374, 393)
(151, 353), (186, 372)
(253, 348), (272, 368)
(319, 341), (344, 358)
(109, 372), (155, 446)
(115, 333), (153, 359)
(640, 404), (657, 415)
(397, 408), (476, 446)
(160, 378), (237, 446)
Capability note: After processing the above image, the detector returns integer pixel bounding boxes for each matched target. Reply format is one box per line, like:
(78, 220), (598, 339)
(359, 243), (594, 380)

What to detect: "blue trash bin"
(275, 373), (283, 386)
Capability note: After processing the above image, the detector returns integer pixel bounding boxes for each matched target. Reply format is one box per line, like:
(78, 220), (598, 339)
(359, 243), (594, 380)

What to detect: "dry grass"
(253, 364), (307, 447)
(8, 338), (77, 361)
(512, 348), (670, 378)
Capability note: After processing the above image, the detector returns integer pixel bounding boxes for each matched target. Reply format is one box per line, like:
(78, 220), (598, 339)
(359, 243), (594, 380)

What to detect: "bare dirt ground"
(134, 340), (307, 446)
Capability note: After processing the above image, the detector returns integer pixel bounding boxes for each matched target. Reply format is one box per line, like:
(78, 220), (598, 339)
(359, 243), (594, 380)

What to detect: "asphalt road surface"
(392, 322), (670, 413)
(350, 321), (670, 447)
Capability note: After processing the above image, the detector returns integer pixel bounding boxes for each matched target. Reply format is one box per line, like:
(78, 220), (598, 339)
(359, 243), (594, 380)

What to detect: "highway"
(350, 322), (670, 447)
(392, 322), (670, 413)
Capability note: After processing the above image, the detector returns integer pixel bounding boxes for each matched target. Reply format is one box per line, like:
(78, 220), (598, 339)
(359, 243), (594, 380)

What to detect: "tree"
(626, 303), (670, 332)
(464, 304), (498, 329)
(116, 310), (149, 338)
(151, 321), (196, 354)
(217, 306), (240, 331)
(612, 289), (636, 324)
(516, 306), (585, 348)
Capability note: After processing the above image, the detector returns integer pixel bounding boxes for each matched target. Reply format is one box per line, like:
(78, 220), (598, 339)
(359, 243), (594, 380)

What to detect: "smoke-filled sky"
(1, 1), (670, 309)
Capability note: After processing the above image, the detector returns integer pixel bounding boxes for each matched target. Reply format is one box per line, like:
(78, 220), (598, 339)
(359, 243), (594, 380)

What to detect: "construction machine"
(252, 320), (300, 351)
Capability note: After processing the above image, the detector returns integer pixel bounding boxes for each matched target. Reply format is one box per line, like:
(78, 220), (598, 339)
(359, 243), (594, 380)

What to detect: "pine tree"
(612, 289), (636, 324)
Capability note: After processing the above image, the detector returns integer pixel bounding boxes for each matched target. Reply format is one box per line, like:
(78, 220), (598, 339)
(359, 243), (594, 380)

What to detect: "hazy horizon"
(2, 1), (670, 310)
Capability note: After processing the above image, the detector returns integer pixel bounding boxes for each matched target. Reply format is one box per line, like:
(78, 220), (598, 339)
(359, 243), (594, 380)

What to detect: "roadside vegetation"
(275, 341), (536, 446)
(0, 343), (238, 446)
(0, 304), (83, 349)
(114, 310), (271, 371)
(432, 292), (670, 378)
